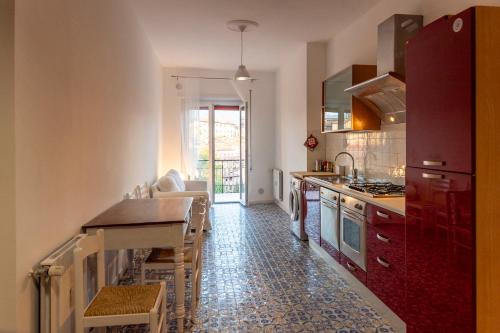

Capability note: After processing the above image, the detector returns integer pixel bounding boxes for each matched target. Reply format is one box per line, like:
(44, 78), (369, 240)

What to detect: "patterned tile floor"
(121, 203), (395, 333)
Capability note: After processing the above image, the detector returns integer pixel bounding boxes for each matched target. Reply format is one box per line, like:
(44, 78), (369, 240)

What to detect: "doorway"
(194, 104), (248, 205)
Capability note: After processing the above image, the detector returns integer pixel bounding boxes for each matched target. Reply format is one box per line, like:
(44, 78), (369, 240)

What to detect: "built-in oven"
(339, 194), (367, 270)
(320, 187), (340, 260)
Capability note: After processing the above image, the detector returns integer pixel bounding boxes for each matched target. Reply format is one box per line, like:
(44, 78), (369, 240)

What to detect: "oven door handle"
(342, 209), (363, 222)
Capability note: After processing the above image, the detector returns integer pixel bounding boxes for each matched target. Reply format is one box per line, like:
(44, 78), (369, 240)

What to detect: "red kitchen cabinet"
(366, 205), (406, 320)
(303, 181), (321, 246)
(405, 167), (474, 333)
(340, 253), (367, 285)
(406, 9), (473, 174)
(406, 6), (500, 332)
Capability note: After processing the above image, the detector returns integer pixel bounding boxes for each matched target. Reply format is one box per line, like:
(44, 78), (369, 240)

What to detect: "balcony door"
(193, 104), (247, 205)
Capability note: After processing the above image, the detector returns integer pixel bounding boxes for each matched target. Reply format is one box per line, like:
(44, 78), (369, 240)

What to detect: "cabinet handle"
(346, 262), (357, 271)
(376, 211), (390, 219)
(376, 257), (390, 268)
(423, 160), (445, 166)
(422, 172), (444, 179)
(376, 233), (391, 243)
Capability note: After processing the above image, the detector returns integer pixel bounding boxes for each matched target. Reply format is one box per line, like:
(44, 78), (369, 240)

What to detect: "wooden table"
(82, 197), (193, 332)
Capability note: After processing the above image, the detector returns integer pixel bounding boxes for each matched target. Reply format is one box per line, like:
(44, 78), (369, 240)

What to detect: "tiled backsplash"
(325, 123), (406, 185)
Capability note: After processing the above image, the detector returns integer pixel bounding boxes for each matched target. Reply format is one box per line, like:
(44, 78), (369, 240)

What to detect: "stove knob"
(355, 203), (363, 210)
(341, 198), (346, 203)
(333, 196), (338, 201)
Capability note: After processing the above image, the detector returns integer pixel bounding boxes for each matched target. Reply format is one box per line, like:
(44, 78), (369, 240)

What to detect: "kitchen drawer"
(367, 222), (406, 320)
(367, 224), (404, 264)
(367, 204), (405, 226)
(367, 248), (406, 320)
(340, 253), (367, 285)
(367, 204), (405, 245)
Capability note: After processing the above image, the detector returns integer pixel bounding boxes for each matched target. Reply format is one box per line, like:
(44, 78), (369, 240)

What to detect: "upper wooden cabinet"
(322, 65), (380, 133)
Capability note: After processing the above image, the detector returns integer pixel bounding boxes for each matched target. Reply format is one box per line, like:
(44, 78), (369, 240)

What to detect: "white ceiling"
(131, 0), (380, 71)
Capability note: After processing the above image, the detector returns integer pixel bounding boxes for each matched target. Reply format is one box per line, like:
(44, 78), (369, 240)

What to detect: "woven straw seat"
(85, 284), (161, 317)
(145, 247), (192, 264)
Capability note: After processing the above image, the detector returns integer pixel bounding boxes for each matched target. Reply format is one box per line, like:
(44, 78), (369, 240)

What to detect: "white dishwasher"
(320, 187), (340, 253)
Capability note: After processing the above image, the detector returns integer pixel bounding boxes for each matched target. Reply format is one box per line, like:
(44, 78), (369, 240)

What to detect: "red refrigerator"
(405, 8), (475, 333)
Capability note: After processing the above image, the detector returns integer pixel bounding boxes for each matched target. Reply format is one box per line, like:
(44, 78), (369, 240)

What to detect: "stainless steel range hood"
(345, 14), (423, 124)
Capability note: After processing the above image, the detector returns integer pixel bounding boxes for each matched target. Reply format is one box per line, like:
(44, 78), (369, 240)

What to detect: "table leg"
(174, 246), (185, 333)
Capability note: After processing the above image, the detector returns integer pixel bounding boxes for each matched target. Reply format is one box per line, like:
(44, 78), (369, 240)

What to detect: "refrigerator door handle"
(422, 172), (445, 179)
(423, 160), (446, 166)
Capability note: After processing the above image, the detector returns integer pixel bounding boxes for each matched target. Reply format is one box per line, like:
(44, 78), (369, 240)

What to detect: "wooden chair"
(141, 198), (207, 319)
(74, 229), (167, 333)
(136, 182), (151, 199)
(124, 190), (138, 199)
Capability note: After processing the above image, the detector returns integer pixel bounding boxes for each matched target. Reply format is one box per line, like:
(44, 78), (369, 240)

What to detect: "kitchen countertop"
(304, 176), (405, 216)
(290, 171), (338, 179)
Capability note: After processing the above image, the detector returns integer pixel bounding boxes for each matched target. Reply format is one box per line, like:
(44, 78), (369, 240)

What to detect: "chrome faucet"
(334, 152), (358, 181)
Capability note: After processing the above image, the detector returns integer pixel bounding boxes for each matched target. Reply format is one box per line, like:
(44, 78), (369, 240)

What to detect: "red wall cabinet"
(366, 205), (406, 320)
(406, 9), (473, 174)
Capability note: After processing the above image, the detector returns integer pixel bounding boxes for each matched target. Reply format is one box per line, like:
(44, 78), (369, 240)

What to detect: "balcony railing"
(197, 159), (243, 194)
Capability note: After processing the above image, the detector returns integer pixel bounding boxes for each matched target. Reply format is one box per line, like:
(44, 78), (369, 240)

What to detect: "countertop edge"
(290, 171), (339, 179)
(304, 177), (406, 216)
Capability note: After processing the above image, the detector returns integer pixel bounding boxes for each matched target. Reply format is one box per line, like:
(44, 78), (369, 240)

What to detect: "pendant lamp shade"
(235, 65), (251, 81)
(227, 20), (258, 81)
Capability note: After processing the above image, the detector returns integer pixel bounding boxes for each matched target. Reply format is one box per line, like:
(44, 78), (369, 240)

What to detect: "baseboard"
(274, 200), (288, 213)
(248, 199), (275, 205)
(308, 240), (406, 333)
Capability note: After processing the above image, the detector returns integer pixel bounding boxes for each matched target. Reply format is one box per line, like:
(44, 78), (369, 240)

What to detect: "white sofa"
(152, 169), (212, 230)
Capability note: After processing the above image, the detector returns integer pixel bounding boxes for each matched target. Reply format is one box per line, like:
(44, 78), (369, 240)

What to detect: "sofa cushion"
(157, 175), (180, 192)
(166, 169), (185, 191)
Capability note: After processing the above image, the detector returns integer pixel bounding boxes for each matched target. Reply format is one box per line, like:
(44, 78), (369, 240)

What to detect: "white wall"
(14, 1), (162, 332)
(0, 0), (16, 331)
(275, 45), (308, 212)
(161, 68), (277, 204)
(306, 42), (327, 171)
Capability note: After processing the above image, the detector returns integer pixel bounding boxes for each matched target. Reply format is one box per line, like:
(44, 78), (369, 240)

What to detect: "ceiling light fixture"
(227, 20), (259, 81)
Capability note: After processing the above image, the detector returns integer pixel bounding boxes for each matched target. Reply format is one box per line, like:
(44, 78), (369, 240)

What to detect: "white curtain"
(180, 78), (201, 180)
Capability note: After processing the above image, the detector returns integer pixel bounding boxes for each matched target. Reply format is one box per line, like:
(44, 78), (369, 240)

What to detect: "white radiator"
(273, 168), (283, 201)
(35, 234), (86, 333)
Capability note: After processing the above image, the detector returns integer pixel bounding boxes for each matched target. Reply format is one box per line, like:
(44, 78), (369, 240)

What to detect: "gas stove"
(343, 182), (405, 198)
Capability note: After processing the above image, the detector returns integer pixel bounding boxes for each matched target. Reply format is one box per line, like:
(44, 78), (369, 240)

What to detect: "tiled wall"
(325, 123), (406, 185)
